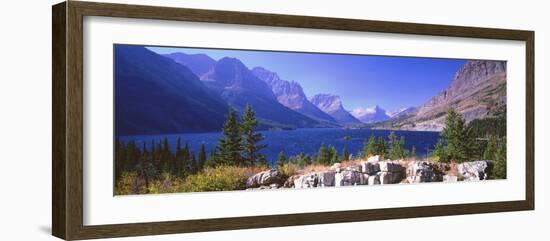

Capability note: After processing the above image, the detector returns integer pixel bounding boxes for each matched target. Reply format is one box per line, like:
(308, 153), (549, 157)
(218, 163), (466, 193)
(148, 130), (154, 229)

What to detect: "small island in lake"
(114, 45), (506, 195)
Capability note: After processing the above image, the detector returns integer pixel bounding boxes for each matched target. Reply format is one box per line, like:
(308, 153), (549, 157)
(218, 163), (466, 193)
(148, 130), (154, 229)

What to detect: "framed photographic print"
(52, 1), (534, 240)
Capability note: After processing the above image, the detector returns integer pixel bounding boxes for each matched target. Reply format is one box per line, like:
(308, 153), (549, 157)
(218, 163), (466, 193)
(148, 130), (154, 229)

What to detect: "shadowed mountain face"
(379, 60), (506, 131)
(251, 67), (339, 126)
(162, 52), (216, 78)
(350, 105), (390, 123)
(114, 45), (229, 135)
(310, 94), (362, 125)
(201, 57), (320, 129)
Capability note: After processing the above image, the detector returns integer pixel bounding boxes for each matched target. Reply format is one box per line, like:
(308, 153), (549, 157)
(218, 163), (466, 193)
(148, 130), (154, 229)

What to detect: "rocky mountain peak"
(310, 94), (361, 125)
(252, 67), (338, 125)
(310, 94), (343, 113)
(350, 105), (390, 123)
(379, 60), (507, 131)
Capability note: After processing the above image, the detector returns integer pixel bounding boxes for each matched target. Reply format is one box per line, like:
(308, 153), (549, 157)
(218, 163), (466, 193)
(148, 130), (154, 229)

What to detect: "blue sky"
(148, 46), (465, 112)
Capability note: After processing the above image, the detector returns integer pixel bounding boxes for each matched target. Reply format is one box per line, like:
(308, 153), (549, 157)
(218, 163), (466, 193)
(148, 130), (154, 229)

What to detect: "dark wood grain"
(52, 2), (67, 239)
(52, 1), (535, 240)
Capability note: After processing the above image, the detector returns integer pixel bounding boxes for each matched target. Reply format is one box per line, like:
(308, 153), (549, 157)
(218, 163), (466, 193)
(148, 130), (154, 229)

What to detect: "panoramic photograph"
(113, 44), (507, 195)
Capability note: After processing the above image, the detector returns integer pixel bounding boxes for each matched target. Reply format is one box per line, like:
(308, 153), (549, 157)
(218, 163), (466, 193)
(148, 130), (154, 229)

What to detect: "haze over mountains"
(115, 45), (506, 135)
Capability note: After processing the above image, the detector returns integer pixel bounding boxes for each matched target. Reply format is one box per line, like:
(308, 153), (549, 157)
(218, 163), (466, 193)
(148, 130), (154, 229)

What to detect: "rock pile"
(246, 158), (492, 190)
(458, 160), (491, 181)
(291, 155), (405, 188)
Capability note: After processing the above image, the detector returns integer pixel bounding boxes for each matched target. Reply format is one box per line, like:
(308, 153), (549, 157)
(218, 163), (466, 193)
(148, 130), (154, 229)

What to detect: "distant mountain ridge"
(162, 52), (216, 79)
(350, 105), (390, 123)
(251, 67), (339, 126)
(310, 94), (362, 125)
(198, 57), (323, 129)
(387, 107), (418, 118)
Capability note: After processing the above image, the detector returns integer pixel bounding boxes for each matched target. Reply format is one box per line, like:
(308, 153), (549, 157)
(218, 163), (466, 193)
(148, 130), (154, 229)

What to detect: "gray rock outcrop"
(246, 169), (284, 188)
(406, 161), (444, 183)
(458, 161), (491, 181)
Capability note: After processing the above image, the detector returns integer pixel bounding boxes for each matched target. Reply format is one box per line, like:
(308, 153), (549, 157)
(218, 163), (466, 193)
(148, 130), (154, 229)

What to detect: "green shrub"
(278, 163), (299, 178)
(114, 172), (151, 195)
(178, 166), (255, 192)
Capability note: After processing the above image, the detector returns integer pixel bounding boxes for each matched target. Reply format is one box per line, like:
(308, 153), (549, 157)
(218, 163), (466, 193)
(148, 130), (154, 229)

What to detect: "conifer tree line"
(114, 104), (268, 181)
(114, 137), (208, 181)
(360, 131), (413, 160)
(433, 109), (506, 166)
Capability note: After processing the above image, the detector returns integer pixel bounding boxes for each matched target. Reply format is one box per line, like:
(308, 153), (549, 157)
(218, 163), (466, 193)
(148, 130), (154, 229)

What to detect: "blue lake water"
(118, 128), (441, 165)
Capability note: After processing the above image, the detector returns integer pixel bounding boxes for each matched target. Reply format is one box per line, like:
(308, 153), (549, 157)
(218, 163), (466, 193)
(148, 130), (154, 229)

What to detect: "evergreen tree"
(142, 142), (148, 156)
(189, 152), (198, 174)
(440, 109), (474, 162)
(240, 105), (266, 166)
(204, 150), (218, 168)
(483, 135), (498, 160)
(174, 137), (182, 175)
(433, 139), (449, 162)
(114, 138), (125, 179)
(217, 109), (242, 166)
(387, 134), (408, 159)
(303, 154), (312, 166)
(317, 144), (330, 165)
(410, 145), (416, 158)
(375, 136), (387, 156)
(328, 145), (338, 164)
(126, 140), (139, 171)
(198, 144), (207, 171)
(151, 140), (156, 160)
(490, 136), (507, 179)
(182, 143), (191, 175)
(363, 135), (377, 158)
(341, 146), (350, 161)
(277, 151), (287, 167)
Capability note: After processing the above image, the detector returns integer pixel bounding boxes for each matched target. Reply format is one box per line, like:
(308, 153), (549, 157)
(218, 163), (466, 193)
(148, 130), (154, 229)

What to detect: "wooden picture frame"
(52, 1), (534, 240)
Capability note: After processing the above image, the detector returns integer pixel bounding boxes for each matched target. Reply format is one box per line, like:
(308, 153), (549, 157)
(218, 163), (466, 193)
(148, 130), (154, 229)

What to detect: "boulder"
(246, 169), (283, 188)
(318, 171), (336, 187)
(406, 161), (443, 183)
(368, 175), (380, 185)
(302, 173), (319, 188)
(292, 171), (336, 188)
(360, 173), (369, 185)
(335, 170), (362, 186)
(380, 171), (403, 184)
(367, 155), (383, 163)
(379, 161), (403, 172)
(458, 161), (490, 181)
(284, 175), (300, 188)
(360, 161), (380, 174)
(345, 164), (362, 173)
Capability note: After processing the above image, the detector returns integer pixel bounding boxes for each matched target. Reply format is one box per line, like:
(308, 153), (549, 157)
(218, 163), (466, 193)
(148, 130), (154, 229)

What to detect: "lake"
(118, 128), (440, 165)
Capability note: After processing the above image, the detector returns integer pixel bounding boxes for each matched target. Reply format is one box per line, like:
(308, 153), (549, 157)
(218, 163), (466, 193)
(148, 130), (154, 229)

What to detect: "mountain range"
(116, 46), (506, 135)
(251, 67), (339, 126)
